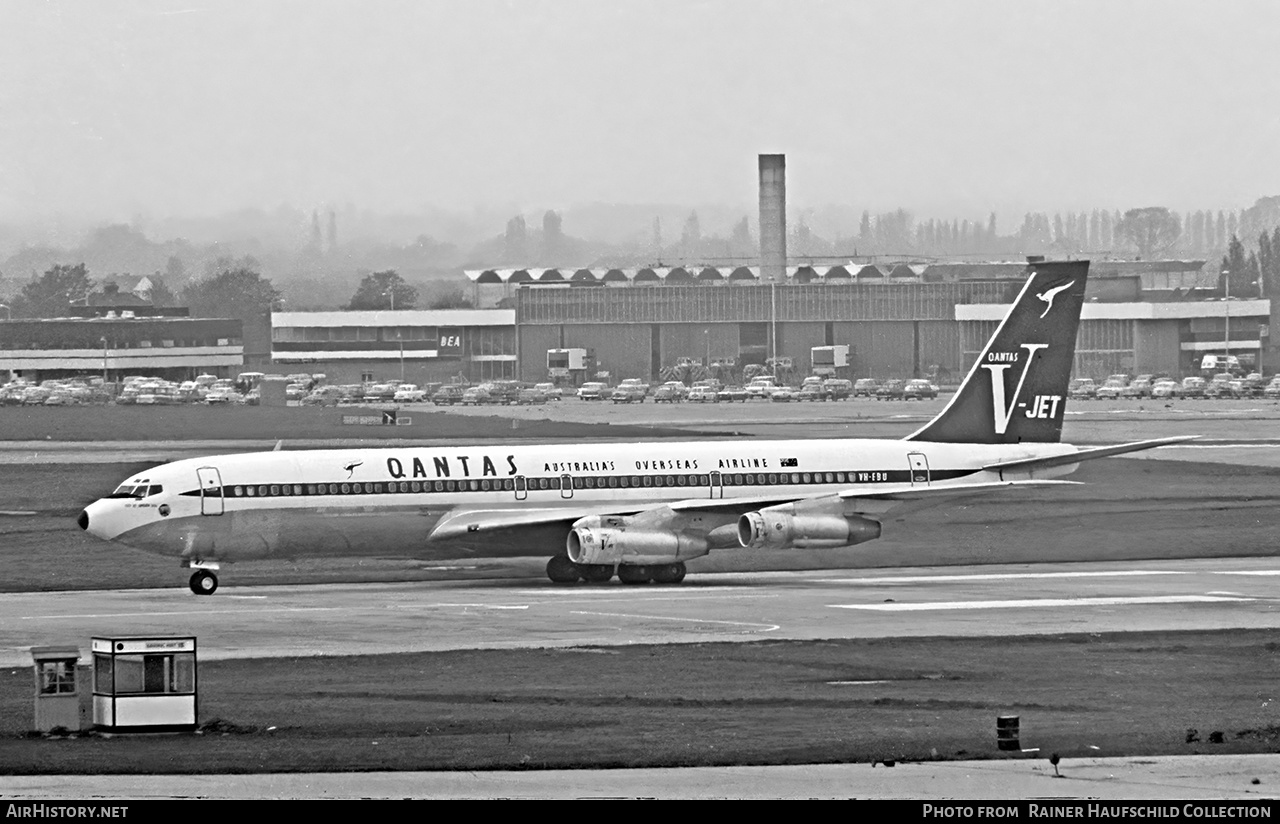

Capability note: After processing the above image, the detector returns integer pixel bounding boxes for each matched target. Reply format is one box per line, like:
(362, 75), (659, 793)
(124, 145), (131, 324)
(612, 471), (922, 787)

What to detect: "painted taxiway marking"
(830, 571), (1188, 584)
(571, 610), (780, 631)
(833, 595), (1255, 611)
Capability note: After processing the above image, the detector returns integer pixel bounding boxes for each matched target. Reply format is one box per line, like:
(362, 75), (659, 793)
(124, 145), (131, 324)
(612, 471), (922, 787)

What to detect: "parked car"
(430, 385), (467, 405)
(687, 385), (719, 403)
(1120, 378), (1153, 399)
(617, 378), (650, 397)
(532, 382), (563, 401)
(902, 379), (938, 400)
(515, 388), (548, 405)
(651, 384), (682, 403)
(460, 386), (491, 406)
(853, 378), (879, 398)
(1264, 377), (1280, 399)
(1094, 379), (1128, 400)
(1181, 376), (1207, 399)
(577, 382), (611, 401)
(822, 379), (853, 401)
(745, 378), (778, 400)
(770, 386), (800, 402)
(718, 385), (749, 402)
(1068, 378), (1097, 399)
(1204, 373), (1239, 399)
(659, 381), (689, 400)
(795, 383), (824, 402)
(1151, 379), (1181, 399)
(393, 384), (428, 402)
(874, 379), (905, 400)
(303, 386), (345, 406)
(610, 384), (646, 403)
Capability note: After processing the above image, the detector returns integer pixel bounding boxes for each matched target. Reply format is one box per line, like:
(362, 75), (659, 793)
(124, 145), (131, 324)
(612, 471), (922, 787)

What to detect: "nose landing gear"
(186, 560), (221, 595)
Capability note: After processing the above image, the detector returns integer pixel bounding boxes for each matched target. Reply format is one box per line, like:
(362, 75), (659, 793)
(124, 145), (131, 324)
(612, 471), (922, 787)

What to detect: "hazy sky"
(2, 0), (1278, 225)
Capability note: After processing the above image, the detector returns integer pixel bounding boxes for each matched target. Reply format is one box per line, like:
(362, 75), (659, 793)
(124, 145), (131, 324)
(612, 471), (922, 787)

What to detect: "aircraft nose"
(77, 510), (89, 531)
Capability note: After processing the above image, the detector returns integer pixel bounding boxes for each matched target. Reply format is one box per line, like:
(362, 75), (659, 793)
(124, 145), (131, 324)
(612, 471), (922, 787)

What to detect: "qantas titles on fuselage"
(380, 452), (777, 480)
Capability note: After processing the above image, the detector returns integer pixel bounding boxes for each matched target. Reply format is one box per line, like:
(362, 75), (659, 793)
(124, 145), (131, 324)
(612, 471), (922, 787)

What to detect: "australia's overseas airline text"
(382, 452), (785, 479)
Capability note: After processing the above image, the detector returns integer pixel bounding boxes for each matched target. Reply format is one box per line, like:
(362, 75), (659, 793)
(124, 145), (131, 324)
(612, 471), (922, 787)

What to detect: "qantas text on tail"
(79, 260), (1191, 594)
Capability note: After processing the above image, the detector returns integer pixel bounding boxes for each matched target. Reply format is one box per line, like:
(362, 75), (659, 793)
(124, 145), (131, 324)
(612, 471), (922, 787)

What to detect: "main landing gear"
(545, 555), (686, 585)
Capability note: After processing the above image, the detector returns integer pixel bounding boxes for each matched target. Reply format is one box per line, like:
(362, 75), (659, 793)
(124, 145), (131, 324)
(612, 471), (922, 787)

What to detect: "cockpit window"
(107, 484), (163, 500)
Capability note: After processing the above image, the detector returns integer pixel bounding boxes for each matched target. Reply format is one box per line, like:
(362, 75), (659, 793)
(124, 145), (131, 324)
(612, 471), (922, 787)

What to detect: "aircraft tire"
(651, 562), (686, 584)
(189, 570), (218, 595)
(577, 564), (615, 583)
(546, 554), (583, 584)
(617, 564), (653, 585)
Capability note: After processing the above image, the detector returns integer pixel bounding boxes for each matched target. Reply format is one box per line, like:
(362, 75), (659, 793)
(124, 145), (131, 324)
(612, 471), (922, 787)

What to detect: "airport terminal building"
(260, 258), (1273, 387)
(0, 311), (244, 383)
(269, 309), (516, 385)
(461, 259), (1273, 383)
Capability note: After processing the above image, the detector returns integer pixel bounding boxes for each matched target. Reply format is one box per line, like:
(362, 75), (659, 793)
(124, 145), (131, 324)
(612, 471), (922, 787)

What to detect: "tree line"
(0, 259), (473, 321)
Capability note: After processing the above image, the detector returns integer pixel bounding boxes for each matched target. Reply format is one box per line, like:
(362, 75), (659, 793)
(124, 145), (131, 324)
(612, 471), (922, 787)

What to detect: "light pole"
(398, 329), (405, 383)
(383, 287), (395, 311)
(703, 329), (710, 367)
(100, 337), (108, 383)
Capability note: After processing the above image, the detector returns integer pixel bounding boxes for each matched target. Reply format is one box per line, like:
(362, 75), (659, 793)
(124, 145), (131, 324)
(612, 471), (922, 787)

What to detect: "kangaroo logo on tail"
(1037, 280), (1076, 318)
(905, 260), (1088, 445)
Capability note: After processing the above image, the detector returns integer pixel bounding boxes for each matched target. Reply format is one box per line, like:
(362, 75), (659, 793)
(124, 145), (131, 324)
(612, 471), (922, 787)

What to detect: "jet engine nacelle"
(737, 507), (882, 550)
(567, 515), (710, 566)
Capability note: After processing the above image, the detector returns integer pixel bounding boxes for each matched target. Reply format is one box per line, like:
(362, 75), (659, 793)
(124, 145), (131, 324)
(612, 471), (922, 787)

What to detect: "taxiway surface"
(3, 556), (1278, 668)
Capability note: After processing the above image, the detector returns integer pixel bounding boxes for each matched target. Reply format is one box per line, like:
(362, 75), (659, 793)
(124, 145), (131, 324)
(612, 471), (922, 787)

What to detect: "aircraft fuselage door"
(196, 466), (225, 515)
(907, 452), (930, 486)
(560, 474), (573, 499)
(514, 475), (527, 501)
(709, 471), (723, 499)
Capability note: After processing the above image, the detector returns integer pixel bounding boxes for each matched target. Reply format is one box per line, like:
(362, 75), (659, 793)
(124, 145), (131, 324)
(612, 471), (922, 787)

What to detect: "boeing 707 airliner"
(79, 260), (1190, 594)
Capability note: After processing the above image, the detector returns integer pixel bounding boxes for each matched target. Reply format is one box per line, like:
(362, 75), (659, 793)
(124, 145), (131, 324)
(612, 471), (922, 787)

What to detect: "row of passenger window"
(207, 471), (874, 499)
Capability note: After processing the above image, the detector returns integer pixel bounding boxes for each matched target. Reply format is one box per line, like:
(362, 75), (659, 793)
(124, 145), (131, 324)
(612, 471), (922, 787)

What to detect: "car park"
(902, 378), (938, 400)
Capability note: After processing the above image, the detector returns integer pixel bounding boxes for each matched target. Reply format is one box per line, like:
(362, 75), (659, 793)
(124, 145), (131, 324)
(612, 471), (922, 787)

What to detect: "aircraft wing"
(428, 479), (1086, 543)
(428, 505), (632, 542)
(981, 436), (1198, 474)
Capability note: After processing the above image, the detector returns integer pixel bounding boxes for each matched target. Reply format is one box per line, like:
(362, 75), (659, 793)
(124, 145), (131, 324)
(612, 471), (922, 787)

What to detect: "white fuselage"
(80, 437), (1080, 564)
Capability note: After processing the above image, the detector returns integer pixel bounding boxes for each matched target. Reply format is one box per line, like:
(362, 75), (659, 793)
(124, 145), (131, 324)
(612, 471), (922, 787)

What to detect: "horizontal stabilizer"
(982, 436), (1199, 473)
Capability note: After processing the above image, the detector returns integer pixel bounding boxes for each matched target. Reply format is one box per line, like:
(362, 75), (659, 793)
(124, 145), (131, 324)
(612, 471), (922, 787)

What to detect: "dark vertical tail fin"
(907, 260), (1088, 444)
